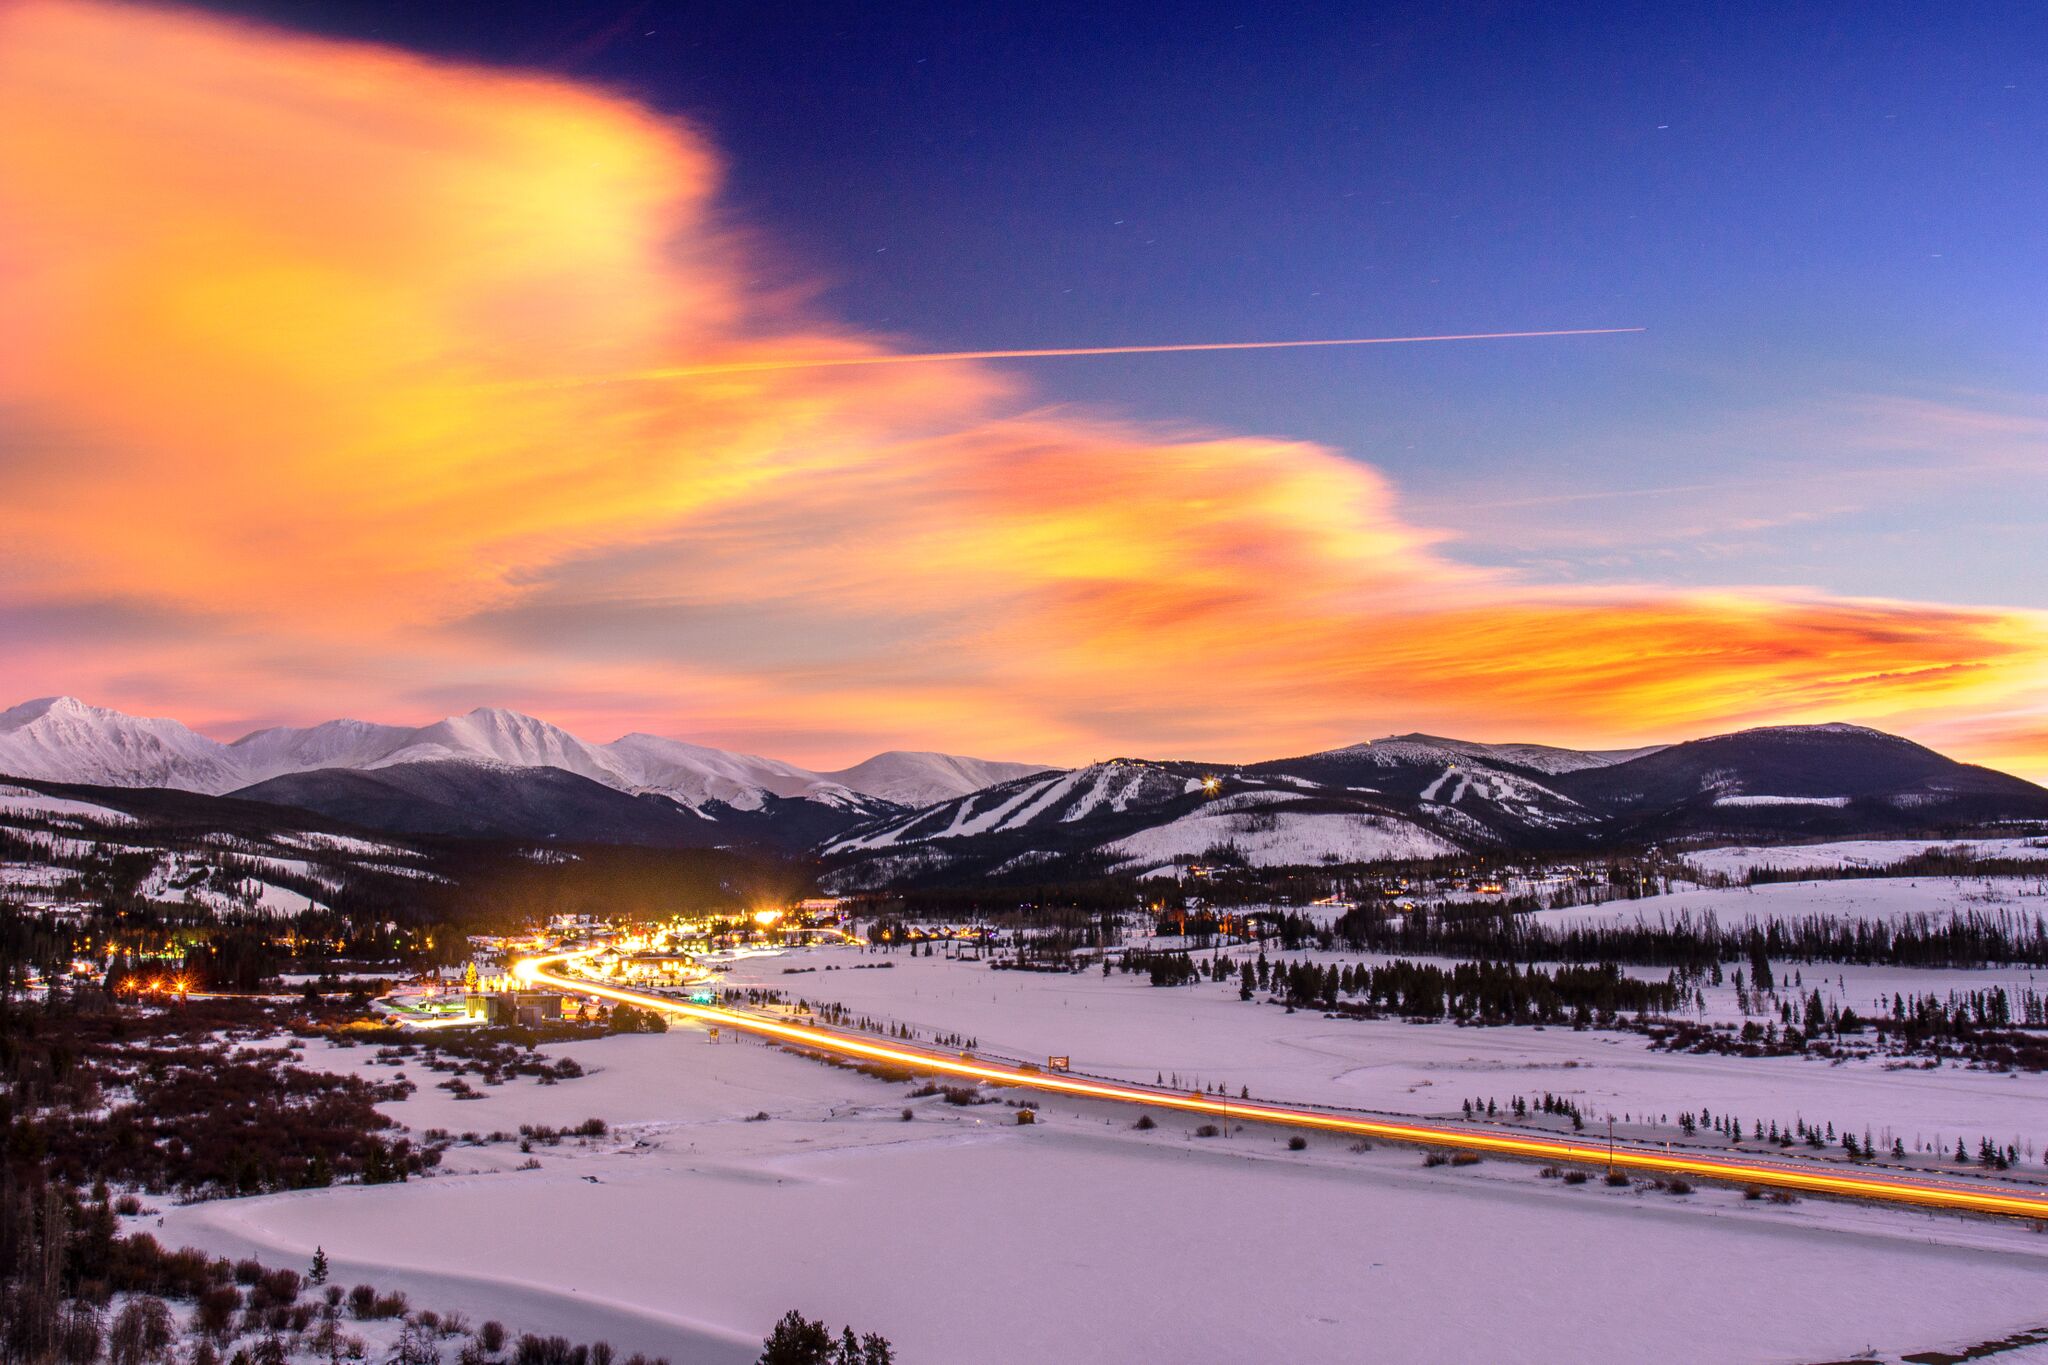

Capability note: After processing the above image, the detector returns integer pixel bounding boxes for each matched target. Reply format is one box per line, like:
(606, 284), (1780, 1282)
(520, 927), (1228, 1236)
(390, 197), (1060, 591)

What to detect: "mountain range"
(820, 724), (2048, 887)
(0, 696), (1044, 803)
(4, 697), (2045, 876)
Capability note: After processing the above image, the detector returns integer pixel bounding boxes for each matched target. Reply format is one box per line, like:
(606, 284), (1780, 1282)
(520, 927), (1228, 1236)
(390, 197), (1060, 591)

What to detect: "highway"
(518, 947), (2048, 1222)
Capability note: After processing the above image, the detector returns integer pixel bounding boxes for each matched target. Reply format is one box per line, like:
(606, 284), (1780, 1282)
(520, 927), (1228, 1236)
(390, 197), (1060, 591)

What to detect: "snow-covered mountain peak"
(1329, 732), (1661, 775)
(1, 696), (82, 730)
(1729, 722), (1898, 743)
(0, 696), (1048, 820)
(228, 719), (416, 784)
(822, 751), (1056, 808)
(0, 696), (243, 793)
(602, 732), (842, 810)
(373, 708), (619, 783)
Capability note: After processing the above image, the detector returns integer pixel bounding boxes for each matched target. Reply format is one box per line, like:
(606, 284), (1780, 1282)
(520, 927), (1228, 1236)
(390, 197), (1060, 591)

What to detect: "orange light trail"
(522, 948), (2048, 1222)
(506, 327), (1646, 389)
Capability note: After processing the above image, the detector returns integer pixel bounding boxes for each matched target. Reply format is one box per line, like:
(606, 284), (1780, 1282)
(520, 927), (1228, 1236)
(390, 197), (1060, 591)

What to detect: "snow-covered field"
(1531, 874), (2048, 929)
(126, 874), (2048, 1363)
(148, 861), (2048, 1365)
(163, 1024), (2048, 1365)
(1108, 806), (1457, 872)
(1687, 837), (2048, 878)
(0, 782), (137, 824)
(713, 948), (2048, 1161)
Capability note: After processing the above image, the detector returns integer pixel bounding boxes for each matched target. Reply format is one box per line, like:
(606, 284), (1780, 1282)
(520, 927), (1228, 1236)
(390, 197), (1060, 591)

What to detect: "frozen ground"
(1532, 873), (2048, 929)
(151, 874), (2048, 1363)
(0, 783), (138, 824)
(1687, 836), (2048, 878)
(718, 947), (2048, 1163)
(164, 1026), (2048, 1365)
(1108, 805), (1457, 871)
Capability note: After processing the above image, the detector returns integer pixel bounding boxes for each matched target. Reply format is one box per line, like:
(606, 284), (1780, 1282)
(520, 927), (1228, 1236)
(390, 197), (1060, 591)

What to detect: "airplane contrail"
(510, 326), (1644, 389)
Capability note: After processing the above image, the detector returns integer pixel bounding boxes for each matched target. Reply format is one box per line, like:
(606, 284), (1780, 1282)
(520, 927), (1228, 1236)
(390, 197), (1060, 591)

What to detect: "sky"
(1, 0), (2045, 775)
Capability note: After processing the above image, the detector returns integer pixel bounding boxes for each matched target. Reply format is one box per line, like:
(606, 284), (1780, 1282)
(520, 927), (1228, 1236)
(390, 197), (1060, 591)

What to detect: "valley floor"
(157, 896), (2048, 1364)
(161, 1025), (2048, 1365)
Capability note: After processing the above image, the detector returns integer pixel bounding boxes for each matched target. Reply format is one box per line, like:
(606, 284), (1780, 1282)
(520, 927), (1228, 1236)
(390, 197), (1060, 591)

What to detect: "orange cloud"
(2, 0), (2046, 776)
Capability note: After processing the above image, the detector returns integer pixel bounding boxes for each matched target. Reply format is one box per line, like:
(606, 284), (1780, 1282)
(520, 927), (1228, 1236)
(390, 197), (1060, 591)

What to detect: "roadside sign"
(1048, 1056), (1070, 1072)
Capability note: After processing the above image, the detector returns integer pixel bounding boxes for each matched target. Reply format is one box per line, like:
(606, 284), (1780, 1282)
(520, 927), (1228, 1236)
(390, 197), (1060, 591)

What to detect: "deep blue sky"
(209, 0), (2048, 603)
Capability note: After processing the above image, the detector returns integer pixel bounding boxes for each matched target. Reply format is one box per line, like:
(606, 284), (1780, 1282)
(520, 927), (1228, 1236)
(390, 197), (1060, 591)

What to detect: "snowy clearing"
(1104, 809), (1457, 870)
(1532, 875), (2048, 929)
(165, 1026), (2048, 1365)
(1687, 837), (2048, 878)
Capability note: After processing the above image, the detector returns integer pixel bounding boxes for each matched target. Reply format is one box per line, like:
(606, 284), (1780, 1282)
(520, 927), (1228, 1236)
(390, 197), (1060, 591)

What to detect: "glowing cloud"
(2, 0), (2045, 774)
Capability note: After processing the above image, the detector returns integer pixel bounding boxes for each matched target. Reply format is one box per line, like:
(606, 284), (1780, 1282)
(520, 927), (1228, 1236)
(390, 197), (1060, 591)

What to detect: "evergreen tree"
(759, 1312), (832, 1365)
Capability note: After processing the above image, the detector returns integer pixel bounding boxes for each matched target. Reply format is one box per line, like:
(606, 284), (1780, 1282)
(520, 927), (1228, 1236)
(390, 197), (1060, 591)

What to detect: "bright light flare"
(515, 945), (2048, 1222)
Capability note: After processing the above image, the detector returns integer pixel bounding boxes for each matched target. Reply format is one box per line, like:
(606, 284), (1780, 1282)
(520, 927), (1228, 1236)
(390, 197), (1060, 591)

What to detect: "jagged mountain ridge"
(0, 697), (1046, 815)
(819, 724), (2048, 886)
(817, 751), (1052, 809)
(9, 700), (2045, 875)
(0, 697), (247, 794)
(821, 758), (1470, 889)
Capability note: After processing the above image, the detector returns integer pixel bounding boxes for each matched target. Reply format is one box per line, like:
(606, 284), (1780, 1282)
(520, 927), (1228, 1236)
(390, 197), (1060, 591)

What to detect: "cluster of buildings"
(377, 899), (859, 1028)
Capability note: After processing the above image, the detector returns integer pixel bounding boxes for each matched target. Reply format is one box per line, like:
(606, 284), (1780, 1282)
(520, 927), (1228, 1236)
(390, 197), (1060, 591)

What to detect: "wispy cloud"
(2, 0), (2045, 773)
(1414, 389), (2048, 560)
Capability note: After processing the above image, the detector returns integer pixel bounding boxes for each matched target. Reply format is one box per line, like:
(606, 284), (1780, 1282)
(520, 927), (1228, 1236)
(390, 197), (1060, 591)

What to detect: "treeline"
(1118, 949), (1205, 987)
(0, 899), (468, 995)
(0, 990), (432, 1198)
(848, 878), (1147, 920)
(1120, 949), (1682, 1024)
(1254, 955), (1683, 1024)
(1332, 905), (2048, 970)
(1885, 985), (2048, 1036)
(1740, 846), (2048, 886)
(1181, 853), (1694, 910)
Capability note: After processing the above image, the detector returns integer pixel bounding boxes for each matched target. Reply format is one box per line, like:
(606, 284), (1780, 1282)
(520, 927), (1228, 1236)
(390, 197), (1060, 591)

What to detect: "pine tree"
(759, 1311), (832, 1365)
(309, 1247), (329, 1286)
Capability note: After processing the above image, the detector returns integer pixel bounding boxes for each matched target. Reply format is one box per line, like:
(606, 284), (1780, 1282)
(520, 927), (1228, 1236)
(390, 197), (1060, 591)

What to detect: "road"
(518, 947), (2048, 1221)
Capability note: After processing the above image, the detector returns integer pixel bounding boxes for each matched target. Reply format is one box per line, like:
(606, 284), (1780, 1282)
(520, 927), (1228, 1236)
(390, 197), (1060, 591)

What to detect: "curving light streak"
(523, 947), (2048, 1221)
(501, 328), (1646, 390)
